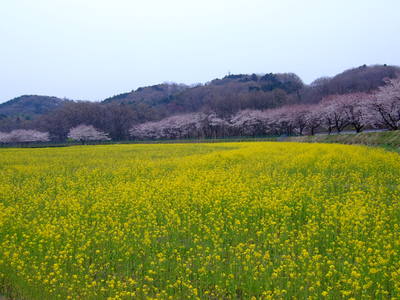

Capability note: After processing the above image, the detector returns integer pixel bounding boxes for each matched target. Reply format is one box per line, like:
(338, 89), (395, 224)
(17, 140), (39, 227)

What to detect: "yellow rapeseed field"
(0, 142), (399, 299)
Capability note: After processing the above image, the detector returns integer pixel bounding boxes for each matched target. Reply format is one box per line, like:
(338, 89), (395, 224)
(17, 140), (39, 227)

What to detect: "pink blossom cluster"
(0, 129), (50, 143)
(68, 124), (111, 142)
(130, 113), (228, 139)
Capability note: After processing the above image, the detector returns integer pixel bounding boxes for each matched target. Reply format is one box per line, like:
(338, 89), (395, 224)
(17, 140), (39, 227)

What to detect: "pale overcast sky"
(1, 0), (399, 103)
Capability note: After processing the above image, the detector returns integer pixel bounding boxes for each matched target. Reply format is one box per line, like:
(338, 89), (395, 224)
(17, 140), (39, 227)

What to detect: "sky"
(1, 0), (399, 103)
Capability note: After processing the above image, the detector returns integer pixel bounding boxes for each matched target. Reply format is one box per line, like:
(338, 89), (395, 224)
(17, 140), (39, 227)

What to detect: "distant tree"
(271, 89), (289, 107)
(320, 96), (350, 133)
(68, 125), (110, 143)
(286, 105), (309, 135)
(305, 106), (323, 135)
(103, 103), (136, 140)
(340, 93), (372, 132)
(276, 73), (304, 101)
(260, 73), (282, 91)
(130, 113), (207, 140)
(250, 73), (258, 81)
(0, 131), (11, 143)
(202, 113), (230, 138)
(229, 110), (269, 136)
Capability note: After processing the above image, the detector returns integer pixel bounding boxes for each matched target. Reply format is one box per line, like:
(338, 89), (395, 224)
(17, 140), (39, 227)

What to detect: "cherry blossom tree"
(68, 124), (110, 143)
(203, 113), (230, 138)
(305, 105), (323, 135)
(339, 93), (372, 133)
(286, 105), (310, 136)
(229, 110), (269, 136)
(368, 78), (400, 130)
(130, 113), (209, 140)
(0, 132), (9, 143)
(320, 95), (350, 133)
(0, 129), (50, 143)
(129, 121), (162, 140)
(266, 107), (293, 136)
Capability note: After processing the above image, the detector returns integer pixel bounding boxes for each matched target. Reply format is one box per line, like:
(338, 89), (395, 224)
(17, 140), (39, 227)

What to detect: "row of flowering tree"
(130, 78), (400, 139)
(0, 125), (110, 144)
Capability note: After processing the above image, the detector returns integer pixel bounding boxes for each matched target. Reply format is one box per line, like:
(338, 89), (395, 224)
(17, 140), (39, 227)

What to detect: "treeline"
(0, 64), (399, 142)
(1, 77), (399, 143)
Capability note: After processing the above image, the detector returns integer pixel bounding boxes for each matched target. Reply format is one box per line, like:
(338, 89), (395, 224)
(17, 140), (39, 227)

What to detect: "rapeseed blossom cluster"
(0, 143), (399, 299)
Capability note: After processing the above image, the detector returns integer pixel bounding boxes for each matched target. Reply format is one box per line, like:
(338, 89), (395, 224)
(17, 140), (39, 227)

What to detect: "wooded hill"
(0, 95), (68, 119)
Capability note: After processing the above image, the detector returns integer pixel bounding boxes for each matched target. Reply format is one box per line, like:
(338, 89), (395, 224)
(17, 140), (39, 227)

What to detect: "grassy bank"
(285, 130), (400, 152)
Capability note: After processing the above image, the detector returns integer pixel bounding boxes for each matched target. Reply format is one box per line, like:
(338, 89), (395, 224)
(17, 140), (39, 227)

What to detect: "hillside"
(0, 95), (68, 119)
(103, 73), (305, 116)
(303, 64), (400, 102)
(103, 83), (189, 106)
